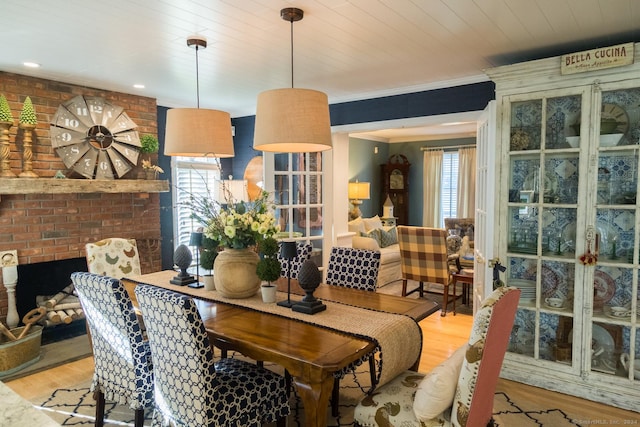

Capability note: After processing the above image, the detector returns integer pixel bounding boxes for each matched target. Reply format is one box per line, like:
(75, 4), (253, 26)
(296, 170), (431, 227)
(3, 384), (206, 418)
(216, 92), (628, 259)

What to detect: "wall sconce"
(348, 181), (370, 220)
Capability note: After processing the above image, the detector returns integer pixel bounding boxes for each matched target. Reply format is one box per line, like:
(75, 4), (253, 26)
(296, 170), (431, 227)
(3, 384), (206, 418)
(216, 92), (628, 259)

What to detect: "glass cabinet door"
(589, 85), (640, 381)
(505, 91), (584, 367)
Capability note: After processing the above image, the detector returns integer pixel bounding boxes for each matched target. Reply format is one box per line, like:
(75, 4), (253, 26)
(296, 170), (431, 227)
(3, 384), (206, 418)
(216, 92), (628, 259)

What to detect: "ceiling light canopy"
(253, 8), (332, 153)
(164, 35), (234, 158)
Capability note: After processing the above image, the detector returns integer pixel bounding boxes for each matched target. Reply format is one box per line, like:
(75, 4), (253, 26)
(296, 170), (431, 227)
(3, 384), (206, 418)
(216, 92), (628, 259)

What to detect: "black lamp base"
(277, 299), (296, 308)
(292, 299), (326, 314)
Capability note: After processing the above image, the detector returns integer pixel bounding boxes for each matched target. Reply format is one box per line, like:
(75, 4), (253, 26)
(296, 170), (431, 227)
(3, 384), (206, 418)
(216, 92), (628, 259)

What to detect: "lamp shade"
(217, 179), (249, 203)
(348, 182), (370, 200)
(164, 108), (234, 157)
(189, 231), (203, 247)
(253, 88), (332, 153)
(280, 240), (298, 261)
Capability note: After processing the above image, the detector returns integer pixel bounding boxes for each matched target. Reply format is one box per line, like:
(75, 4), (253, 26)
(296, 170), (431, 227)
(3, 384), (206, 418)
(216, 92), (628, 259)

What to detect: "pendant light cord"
(195, 45), (201, 108)
(290, 17), (294, 89)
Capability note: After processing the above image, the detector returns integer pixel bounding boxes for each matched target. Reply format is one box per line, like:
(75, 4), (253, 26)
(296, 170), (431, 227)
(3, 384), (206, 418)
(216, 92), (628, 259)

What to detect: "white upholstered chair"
(354, 286), (520, 427)
(85, 238), (142, 278)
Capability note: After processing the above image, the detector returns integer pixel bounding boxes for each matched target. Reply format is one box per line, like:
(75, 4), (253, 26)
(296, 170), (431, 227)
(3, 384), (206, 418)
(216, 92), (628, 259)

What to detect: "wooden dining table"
(123, 271), (439, 427)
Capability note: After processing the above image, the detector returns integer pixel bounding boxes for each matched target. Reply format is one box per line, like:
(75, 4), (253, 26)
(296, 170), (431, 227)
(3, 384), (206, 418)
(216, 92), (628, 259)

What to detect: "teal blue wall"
(348, 137), (476, 226)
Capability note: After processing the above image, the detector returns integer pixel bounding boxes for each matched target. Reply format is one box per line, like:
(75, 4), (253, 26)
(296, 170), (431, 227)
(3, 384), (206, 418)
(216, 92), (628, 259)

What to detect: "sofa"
(348, 216), (402, 288)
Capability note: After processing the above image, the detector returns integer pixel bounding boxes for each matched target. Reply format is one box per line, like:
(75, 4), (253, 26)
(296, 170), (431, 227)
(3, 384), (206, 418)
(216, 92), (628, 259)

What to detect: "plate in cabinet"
(593, 270), (616, 309)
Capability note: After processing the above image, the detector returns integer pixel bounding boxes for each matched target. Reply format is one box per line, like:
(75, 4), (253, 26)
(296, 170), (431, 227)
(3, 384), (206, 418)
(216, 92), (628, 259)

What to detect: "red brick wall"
(0, 72), (163, 323)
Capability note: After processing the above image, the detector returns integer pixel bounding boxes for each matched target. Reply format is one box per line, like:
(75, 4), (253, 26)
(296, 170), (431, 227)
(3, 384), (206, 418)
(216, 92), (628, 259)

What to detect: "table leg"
(292, 373), (334, 427)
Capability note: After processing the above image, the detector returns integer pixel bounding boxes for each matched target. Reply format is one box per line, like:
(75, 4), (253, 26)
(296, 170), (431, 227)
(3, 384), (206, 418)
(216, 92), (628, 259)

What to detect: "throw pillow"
(348, 217), (366, 234)
(352, 235), (381, 251)
(413, 344), (467, 421)
(378, 226), (398, 247)
(360, 229), (382, 246)
(362, 215), (383, 231)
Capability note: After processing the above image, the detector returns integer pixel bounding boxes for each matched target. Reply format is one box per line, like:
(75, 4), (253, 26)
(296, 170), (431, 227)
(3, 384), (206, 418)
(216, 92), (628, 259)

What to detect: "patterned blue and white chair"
(70, 272), (153, 427)
(277, 242), (313, 279)
(326, 246), (382, 416)
(326, 246), (381, 292)
(134, 284), (290, 427)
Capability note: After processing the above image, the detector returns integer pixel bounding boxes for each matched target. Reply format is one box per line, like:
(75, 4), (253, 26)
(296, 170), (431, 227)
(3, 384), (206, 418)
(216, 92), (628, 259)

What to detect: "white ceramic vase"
(203, 274), (215, 291)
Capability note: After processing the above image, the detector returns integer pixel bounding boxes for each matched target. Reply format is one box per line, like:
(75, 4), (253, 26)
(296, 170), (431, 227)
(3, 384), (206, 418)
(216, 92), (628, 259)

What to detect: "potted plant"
(200, 235), (219, 290)
(141, 159), (164, 180)
(256, 236), (281, 303)
(139, 134), (159, 179)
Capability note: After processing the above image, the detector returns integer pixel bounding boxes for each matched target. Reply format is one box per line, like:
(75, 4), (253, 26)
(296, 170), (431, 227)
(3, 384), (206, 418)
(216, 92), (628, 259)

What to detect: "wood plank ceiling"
(1, 0), (638, 140)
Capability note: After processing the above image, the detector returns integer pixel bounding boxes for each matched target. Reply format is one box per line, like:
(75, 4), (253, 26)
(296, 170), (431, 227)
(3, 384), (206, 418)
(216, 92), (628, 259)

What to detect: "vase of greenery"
(256, 237), (281, 303)
(200, 235), (219, 290)
(139, 134), (159, 179)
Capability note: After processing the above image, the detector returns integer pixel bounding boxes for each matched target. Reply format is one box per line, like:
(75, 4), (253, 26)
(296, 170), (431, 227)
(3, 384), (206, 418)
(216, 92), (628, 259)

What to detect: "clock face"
(50, 95), (141, 179)
(390, 169), (404, 189)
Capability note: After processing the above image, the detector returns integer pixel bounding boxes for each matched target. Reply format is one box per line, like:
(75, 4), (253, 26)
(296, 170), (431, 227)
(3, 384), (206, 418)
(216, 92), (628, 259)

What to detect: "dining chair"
(326, 246), (381, 416)
(70, 272), (153, 427)
(277, 242), (313, 279)
(397, 226), (461, 316)
(354, 286), (520, 427)
(85, 238), (142, 278)
(326, 246), (381, 292)
(134, 284), (290, 427)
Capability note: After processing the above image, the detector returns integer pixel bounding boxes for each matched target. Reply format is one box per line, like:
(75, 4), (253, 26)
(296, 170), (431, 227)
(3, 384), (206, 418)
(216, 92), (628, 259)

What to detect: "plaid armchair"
(397, 226), (460, 316)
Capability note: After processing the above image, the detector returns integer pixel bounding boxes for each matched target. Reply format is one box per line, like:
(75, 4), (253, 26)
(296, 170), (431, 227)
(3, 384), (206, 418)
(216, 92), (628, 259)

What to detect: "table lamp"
(348, 181), (370, 220)
(188, 231), (204, 288)
(277, 241), (298, 308)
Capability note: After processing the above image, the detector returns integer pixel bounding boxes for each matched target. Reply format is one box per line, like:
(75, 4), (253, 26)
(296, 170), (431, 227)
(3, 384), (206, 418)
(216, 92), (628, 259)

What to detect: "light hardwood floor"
(6, 312), (640, 424)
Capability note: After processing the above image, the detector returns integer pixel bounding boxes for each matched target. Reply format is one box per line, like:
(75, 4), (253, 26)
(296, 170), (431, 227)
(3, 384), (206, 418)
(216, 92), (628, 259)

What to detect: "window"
(172, 158), (221, 248)
(440, 151), (459, 226)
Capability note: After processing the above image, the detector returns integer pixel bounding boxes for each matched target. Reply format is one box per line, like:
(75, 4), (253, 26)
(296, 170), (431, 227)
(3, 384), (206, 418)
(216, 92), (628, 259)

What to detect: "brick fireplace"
(0, 72), (164, 327)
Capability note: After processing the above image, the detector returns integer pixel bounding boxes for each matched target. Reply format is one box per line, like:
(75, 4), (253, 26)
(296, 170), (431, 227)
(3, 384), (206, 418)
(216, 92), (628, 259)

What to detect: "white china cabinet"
(486, 43), (640, 411)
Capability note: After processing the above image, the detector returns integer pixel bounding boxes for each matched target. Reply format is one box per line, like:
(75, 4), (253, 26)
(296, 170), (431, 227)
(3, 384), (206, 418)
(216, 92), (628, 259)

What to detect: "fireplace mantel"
(0, 178), (169, 199)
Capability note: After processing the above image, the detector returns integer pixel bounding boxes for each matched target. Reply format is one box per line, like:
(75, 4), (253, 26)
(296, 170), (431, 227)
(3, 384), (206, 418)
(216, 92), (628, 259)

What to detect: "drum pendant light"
(164, 36), (234, 157)
(253, 8), (332, 153)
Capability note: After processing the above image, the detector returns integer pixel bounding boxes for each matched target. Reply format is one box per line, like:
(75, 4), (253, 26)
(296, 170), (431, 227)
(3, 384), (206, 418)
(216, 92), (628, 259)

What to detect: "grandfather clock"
(380, 154), (410, 225)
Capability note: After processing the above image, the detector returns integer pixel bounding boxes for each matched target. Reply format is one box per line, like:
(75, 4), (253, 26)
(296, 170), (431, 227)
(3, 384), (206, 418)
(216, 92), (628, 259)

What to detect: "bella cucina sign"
(561, 42), (634, 75)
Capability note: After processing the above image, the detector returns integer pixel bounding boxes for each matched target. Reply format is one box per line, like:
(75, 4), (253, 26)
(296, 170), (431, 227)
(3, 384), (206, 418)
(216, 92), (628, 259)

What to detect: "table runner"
(127, 273), (422, 388)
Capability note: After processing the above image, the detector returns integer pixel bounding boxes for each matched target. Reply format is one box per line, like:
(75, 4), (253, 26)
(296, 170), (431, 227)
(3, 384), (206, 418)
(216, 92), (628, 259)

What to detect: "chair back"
(70, 272), (153, 409)
(86, 237), (142, 278)
(135, 284), (217, 426)
(397, 226), (449, 285)
(326, 246), (381, 292)
(278, 242), (313, 279)
(451, 286), (520, 426)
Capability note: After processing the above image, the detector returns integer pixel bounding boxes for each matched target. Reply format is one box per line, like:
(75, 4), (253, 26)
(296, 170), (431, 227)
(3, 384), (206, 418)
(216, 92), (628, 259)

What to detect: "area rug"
(30, 352), (580, 427)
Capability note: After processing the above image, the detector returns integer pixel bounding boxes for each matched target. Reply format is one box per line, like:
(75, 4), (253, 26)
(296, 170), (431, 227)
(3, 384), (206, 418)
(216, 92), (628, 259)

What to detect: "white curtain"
(457, 147), (476, 218)
(422, 149), (443, 227)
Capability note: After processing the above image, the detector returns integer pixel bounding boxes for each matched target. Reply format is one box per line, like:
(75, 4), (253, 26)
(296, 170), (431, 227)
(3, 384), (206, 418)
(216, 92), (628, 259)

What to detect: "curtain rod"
(420, 143), (475, 151)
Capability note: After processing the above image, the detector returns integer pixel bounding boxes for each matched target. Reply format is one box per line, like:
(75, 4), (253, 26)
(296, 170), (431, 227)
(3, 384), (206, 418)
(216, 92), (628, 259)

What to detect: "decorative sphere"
(298, 259), (322, 291)
(173, 244), (193, 270)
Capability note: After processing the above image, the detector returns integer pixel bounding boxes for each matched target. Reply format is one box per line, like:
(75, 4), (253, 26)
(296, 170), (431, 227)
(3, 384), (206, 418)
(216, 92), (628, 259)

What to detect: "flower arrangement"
(141, 159), (164, 174)
(187, 188), (279, 250)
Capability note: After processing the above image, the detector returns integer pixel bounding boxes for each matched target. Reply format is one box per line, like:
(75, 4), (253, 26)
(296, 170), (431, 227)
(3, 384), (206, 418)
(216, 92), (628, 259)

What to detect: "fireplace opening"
(16, 257), (88, 344)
